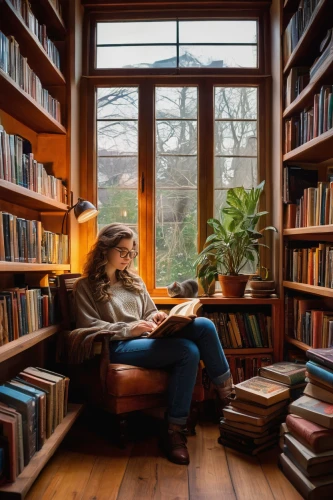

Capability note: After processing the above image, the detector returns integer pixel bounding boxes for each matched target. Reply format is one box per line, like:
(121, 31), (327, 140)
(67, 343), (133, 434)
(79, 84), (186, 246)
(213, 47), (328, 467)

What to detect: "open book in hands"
(147, 298), (202, 338)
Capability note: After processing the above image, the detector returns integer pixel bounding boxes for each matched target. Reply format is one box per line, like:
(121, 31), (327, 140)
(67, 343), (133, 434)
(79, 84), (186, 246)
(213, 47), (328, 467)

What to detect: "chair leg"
(116, 414), (129, 448)
(185, 402), (200, 436)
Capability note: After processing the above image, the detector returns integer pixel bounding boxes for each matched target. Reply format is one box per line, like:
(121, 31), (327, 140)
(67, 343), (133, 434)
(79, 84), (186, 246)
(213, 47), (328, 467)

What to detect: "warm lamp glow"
(62, 197), (99, 234)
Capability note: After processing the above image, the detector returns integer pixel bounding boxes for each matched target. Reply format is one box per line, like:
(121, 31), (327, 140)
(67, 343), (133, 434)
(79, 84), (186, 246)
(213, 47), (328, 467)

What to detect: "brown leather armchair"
(57, 273), (205, 445)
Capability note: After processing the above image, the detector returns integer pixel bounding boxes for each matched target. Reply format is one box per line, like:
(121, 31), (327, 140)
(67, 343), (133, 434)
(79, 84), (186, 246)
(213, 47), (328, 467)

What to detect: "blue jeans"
(109, 317), (230, 425)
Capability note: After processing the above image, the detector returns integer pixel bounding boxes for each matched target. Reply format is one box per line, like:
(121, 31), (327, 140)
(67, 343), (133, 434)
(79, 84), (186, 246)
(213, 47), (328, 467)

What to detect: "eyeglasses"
(114, 247), (138, 259)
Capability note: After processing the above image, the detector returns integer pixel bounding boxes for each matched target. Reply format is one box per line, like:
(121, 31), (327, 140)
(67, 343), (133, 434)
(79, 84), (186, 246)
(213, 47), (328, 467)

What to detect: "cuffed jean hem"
(212, 369), (231, 386)
(168, 415), (188, 425)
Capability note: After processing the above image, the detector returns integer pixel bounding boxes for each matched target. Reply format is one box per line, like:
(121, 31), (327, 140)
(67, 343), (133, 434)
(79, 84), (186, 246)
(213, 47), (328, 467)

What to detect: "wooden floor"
(26, 407), (303, 500)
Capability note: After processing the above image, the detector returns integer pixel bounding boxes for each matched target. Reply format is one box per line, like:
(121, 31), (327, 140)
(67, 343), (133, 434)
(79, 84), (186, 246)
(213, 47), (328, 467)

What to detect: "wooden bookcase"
(279, 0), (333, 355)
(154, 295), (283, 383)
(0, 0), (83, 497)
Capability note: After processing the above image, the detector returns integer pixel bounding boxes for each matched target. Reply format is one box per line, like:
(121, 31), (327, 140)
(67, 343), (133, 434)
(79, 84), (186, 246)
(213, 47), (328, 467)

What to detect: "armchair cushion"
(106, 365), (169, 397)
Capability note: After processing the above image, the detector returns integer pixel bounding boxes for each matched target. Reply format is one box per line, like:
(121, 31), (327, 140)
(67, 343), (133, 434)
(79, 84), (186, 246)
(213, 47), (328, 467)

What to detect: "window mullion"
(198, 81), (214, 250)
(138, 81), (155, 288)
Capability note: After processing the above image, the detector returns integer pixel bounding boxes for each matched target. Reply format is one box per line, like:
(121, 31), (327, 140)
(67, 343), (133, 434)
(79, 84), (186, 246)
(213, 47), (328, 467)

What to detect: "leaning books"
(147, 299), (202, 338)
(286, 414), (333, 453)
(234, 376), (290, 406)
(306, 348), (333, 371)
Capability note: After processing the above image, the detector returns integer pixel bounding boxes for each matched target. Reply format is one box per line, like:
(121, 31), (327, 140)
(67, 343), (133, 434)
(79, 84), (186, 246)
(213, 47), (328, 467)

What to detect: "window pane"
(156, 157), (197, 188)
(179, 21), (257, 44)
(97, 88), (138, 119)
(179, 46), (257, 68)
(155, 87), (198, 287)
(98, 157), (138, 188)
(97, 87), (139, 231)
(214, 87), (258, 219)
(97, 21), (177, 45)
(156, 87), (197, 119)
(97, 46), (177, 69)
(215, 122), (257, 156)
(215, 87), (257, 119)
(98, 121), (138, 155)
(156, 121), (197, 154)
(215, 157), (257, 190)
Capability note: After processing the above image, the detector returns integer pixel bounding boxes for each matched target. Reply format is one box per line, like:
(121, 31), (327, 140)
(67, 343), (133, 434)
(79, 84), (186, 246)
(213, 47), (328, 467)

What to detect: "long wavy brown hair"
(82, 223), (142, 302)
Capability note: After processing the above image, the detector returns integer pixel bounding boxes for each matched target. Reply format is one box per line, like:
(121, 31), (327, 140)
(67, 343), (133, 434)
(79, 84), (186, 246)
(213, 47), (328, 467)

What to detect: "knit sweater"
(74, 276), (158, 341)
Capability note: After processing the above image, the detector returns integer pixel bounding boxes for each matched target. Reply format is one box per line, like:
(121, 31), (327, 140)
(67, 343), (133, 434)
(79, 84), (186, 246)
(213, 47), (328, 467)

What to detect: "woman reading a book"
(74, 223), (232, 465)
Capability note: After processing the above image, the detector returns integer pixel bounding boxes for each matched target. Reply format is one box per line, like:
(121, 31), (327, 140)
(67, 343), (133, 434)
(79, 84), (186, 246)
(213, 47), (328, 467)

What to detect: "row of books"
(285, 66), (310, 108)
(0, 126), (68, 203)
(219, 362), (307, 456)
(0, 285), (57, 345)
(285, 184), (333, 229)
(204, 310), (272, 349)
(282, 0), (320, 66)
(284, 242), (333, 288)
(285, 295), (333, 348)
(10, 0), (64, 22)
(0, 211), (69, 264)
(280, 348), (333, 499)
(0, 31), (61, 122)
(9, 0), (61, 71)
(0, 367), (69, 484)
(284, 85), (333, 153)
(230, 355), (273, 384)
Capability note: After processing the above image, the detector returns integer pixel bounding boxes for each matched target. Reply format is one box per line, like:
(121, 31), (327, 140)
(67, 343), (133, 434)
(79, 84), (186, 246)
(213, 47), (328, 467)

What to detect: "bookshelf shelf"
(0, 69), (66, 134)
(0, 180), (69, 212)
(0, 262), (70, 272)
(283, 0), (331, 74)
(0, 403), (83, 499)
(283, 280), (333, 298)
(283, 127), (333, 162)
(284, 225), (333, 236)
(30, 0), (66, 38)
(224, 348), (273, 355)
(2, 0), (66, 86)
(284, 335), (310, 352)
(0, 325), (59, 363)
(283, 52), (333, 119)
(199, 295), (280, 305)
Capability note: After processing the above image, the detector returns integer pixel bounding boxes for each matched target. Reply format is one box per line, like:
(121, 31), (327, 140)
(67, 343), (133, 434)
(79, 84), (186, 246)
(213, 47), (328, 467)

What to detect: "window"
(96, 20), (258, 69)
(87, 11), (268, 294)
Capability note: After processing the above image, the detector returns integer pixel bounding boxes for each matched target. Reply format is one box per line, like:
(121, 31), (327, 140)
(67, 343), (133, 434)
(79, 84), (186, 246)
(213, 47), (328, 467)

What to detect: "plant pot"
(248, 280), (275, 291)
(218, 274), (250, 298)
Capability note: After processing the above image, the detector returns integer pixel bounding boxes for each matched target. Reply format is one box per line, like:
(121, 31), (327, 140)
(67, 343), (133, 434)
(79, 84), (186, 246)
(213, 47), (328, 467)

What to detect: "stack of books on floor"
(0, 367), (69, 484)
(280, 348), (333, 499)
(219, 362), (307, 455)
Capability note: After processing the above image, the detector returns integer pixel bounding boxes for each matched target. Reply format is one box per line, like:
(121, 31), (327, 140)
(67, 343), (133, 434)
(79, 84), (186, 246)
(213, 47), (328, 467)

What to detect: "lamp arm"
(61, 203), (78, 235)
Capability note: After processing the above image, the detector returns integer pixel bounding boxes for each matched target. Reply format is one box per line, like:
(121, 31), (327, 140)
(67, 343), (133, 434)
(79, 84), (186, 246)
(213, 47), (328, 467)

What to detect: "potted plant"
(194, 181), (277, 297)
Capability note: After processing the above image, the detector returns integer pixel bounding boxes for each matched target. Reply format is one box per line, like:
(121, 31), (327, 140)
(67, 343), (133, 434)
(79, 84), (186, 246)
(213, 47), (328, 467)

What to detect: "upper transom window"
(96, 20), (258, 69)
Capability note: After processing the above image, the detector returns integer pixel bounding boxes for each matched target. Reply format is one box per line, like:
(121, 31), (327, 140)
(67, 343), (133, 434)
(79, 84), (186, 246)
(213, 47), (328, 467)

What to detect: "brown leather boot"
(161, 423), (190, 465)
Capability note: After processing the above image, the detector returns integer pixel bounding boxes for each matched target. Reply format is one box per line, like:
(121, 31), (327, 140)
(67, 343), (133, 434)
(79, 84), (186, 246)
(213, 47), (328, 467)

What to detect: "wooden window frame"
(82, 8), (272, 295)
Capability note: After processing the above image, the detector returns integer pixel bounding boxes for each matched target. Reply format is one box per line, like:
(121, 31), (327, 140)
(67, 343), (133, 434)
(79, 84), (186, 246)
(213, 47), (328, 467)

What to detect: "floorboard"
(25, 408), (303, 500)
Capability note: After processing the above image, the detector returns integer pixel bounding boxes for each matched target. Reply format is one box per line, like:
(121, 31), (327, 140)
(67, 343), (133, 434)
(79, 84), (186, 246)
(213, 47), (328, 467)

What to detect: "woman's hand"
(152, 311), (168, 325)
(130, 320), (156, 337)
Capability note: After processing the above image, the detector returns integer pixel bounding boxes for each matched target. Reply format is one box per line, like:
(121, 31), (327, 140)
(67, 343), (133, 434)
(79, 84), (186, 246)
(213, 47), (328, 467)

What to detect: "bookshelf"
(279, 0), (333, 354)
(0, 0), (83, 495)
(154, 295), (282, 380)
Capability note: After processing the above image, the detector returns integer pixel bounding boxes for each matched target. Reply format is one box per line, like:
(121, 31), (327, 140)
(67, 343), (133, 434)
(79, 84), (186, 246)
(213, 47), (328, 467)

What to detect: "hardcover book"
(304, 382), (333, 404)
(307, 348), (333, 371)
(284, 433), (333, 477)
(234, 376), (290, 406)
(218, 435), (277, 456)
(289, 396), (333, 429)
(280, 453), (333, 500)
(222, 406), (285, 427)
(219, 418), (278, 439)
(147, 299), (202, 338)
(0, 411), (17, 482)
(229, 396), (288, 416)
(259, 362), (306, 385)
(286, 414), (333, 453)
(306, 361), (333, 386)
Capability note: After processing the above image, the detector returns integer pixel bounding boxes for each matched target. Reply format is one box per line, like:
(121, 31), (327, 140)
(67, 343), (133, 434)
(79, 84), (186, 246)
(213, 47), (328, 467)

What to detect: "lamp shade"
(74, 198), (99, 223)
